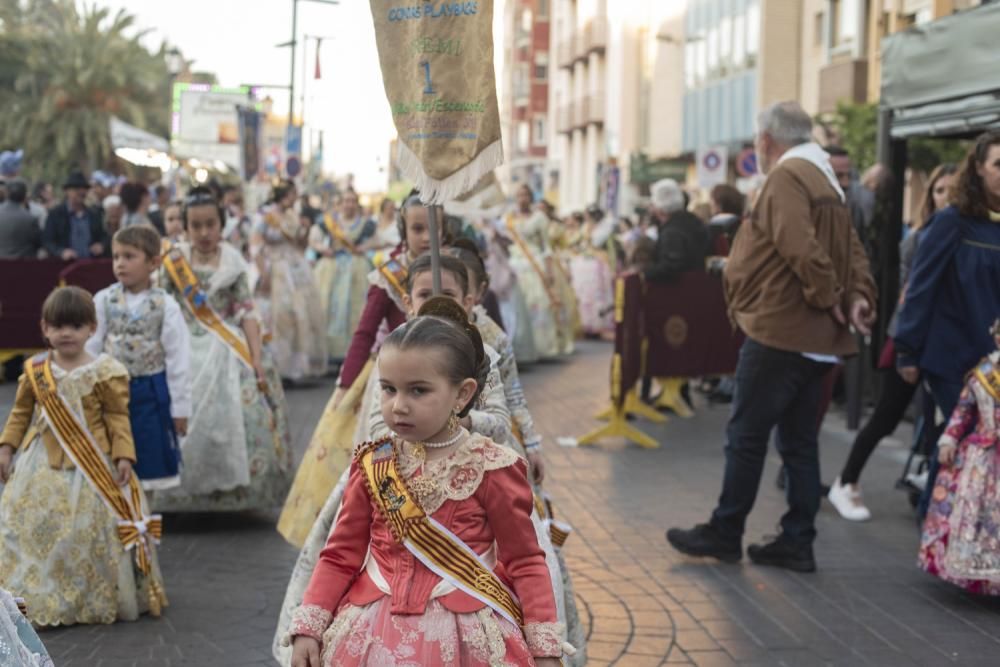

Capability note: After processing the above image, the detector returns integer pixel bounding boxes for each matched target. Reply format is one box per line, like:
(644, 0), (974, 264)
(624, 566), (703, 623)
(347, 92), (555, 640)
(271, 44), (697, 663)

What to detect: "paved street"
(3, 340), (1000, 665)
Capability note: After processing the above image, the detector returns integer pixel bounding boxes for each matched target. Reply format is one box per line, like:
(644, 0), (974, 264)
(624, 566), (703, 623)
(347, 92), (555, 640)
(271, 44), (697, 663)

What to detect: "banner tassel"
(397, 138), (504, 205)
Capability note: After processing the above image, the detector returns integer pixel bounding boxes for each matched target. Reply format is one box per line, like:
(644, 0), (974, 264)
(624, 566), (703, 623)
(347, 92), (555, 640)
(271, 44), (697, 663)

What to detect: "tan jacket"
(0, 367), (136, 470)
(723, 157), (876, 356)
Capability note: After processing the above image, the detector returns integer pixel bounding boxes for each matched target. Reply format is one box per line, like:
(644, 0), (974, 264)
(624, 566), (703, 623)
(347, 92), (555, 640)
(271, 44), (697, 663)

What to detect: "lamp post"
(283, 0), (339, 133)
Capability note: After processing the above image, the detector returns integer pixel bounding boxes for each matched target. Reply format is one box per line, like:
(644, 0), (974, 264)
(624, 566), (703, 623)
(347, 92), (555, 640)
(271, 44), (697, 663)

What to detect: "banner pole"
(428, 204), (442, 295)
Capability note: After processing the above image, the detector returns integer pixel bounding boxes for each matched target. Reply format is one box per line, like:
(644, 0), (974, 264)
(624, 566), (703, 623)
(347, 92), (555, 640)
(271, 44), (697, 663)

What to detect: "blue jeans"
(710, 338), (832, 545)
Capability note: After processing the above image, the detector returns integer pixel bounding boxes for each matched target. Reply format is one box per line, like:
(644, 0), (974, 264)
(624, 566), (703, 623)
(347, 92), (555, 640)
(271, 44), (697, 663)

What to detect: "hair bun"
(417, 296), (487, 407)
(417, 295), (469, 324)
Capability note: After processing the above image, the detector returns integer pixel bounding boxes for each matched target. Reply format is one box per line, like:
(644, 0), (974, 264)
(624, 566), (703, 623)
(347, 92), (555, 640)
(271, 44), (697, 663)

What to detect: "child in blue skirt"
(87, 224), (191, 489)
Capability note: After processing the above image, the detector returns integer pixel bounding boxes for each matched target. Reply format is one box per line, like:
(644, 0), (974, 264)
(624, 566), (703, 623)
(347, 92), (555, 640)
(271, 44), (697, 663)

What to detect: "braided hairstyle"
(446, 237), (489, 292)
(181, 186), (225, 231)
(405, 253), (471, 296)
(382, 296), (490, 418)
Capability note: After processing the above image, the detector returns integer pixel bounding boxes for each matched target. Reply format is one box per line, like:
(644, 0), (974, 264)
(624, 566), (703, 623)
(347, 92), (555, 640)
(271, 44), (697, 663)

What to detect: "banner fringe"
(397, 139), (504, 206)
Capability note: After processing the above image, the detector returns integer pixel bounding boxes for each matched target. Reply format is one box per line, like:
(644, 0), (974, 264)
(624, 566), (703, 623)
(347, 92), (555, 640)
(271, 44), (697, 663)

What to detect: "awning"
(110, 117), (172, 170)
(110, 117), (169, 153)
(881, 2), (1000, 139)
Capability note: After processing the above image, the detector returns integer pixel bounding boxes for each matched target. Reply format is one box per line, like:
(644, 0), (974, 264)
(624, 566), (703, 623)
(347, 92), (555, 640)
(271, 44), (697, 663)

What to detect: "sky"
(100, 0), (398, 191)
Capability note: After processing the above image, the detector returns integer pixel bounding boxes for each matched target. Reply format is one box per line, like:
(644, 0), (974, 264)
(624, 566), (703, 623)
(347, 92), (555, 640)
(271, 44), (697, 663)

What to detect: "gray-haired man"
(666, 101), (876, 572)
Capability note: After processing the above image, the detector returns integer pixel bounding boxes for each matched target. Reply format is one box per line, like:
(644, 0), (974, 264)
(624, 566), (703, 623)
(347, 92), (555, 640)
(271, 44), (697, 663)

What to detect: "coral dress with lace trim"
(288, 434), (564, 666)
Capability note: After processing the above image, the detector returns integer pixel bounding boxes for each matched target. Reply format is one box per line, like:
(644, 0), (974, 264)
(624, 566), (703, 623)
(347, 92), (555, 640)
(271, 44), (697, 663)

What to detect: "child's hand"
(0, 444), (14, 483)
(938, 443), (957, 467)
(527, 450), (546, 485)
(291, 636), (321, 667)
(114, 458), (133, 486)
(253, 361), (268, 388)
(173, 417), (188, 437)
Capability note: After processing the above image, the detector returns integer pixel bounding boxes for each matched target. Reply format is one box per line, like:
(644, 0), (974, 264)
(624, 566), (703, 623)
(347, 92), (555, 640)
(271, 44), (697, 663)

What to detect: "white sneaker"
(827, 477), (872, 521)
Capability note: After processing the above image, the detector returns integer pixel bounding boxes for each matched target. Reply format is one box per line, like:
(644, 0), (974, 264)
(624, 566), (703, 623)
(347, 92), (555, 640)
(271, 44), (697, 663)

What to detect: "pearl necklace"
(405, 426), (468, 449)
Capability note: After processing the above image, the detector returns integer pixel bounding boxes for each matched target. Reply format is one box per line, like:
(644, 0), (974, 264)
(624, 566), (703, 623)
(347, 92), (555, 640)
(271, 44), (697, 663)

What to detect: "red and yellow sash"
(375, 254), (408, 301)
(323, 214), (360, 255)
(358, 439), (523, 627)
(25, 355), (162, 577)
(161, 240), (253, 370)
(974, 360), (1000, 402)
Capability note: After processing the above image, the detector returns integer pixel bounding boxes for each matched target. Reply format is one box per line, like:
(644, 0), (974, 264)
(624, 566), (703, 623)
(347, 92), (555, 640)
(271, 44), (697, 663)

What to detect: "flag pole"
(427, 203), (442, 295)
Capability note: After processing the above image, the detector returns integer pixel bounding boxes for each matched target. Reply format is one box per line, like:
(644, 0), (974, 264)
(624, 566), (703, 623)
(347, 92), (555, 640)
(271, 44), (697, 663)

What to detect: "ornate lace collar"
(394, 433), (520, 514)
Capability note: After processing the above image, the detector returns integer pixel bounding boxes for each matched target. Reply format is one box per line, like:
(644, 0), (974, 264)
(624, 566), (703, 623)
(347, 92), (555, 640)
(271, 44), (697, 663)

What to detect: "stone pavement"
(2, 340), (1000, 665)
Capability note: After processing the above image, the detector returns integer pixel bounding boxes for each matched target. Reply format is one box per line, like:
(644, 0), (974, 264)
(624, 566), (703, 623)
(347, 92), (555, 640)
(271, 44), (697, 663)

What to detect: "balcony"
(557, 104), (573, 134)
(818, 58), (869, 113)
(583, 16), (608, 56)
(571, 97), (586, 129)
(558, 38), (575, 70)
(585, 92), (605, 126)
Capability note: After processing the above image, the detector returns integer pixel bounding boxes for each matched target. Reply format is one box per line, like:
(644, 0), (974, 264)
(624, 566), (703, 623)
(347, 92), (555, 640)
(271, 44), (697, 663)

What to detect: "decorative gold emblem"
(664, 315), (688, 349)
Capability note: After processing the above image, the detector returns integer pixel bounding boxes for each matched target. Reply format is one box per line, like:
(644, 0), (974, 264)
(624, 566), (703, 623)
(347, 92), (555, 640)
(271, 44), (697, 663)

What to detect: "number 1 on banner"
(420, 61), (435, 95)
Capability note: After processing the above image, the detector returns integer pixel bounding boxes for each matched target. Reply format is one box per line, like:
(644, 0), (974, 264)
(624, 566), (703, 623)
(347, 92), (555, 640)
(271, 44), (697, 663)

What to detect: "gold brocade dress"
(0, 355), (166, 626)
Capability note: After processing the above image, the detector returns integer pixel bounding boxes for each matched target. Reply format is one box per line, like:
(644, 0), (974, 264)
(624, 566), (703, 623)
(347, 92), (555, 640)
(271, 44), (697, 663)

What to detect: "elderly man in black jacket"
(645, 178), (708, 282)
(42, 171), (108, 260)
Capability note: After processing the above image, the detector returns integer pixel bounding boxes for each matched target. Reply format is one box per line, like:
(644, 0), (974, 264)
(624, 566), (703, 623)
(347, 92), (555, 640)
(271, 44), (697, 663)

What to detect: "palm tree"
(0, 0), (174, 184)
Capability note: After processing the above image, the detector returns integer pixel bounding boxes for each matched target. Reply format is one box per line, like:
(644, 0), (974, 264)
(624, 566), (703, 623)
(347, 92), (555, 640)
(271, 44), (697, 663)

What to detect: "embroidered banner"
(369, 1), (503, 204)
(359, 439), (523, 626)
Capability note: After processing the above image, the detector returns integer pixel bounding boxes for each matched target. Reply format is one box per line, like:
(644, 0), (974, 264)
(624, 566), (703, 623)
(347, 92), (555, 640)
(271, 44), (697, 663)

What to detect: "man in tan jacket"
(667, 101), (876, 572)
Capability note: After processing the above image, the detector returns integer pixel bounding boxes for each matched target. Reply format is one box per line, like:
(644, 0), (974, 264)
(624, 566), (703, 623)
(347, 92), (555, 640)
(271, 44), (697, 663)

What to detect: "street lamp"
(165, 47), (184, 77)
(280, 0), (339, 132)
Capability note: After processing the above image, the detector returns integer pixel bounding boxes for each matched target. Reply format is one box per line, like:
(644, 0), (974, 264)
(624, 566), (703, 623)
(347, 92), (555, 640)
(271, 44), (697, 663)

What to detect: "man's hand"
(60, 248), (78, 261)
(89, 242), (105, 257)
(173, 417), (188, 437)
(849, 298), (875, 336)
(114, 458), (133, 486)
(0, 444), (14, 483)
(899, 366), (920, 385)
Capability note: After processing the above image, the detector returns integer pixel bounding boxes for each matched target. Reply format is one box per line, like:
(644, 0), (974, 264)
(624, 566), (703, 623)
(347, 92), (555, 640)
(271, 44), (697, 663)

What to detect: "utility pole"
(282, 0), (339, 132)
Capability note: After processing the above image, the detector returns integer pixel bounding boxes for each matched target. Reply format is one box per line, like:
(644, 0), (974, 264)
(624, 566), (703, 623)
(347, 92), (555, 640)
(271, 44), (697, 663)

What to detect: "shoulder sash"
(505, 215), (559, 309)
(24, 354), (161, 576)
(358, 439), (524, 627)
(323, 214), (360, 254)
(974, 359), (1000, 402)
(161, 240), (253, 370)
(376, 255), (408, 301)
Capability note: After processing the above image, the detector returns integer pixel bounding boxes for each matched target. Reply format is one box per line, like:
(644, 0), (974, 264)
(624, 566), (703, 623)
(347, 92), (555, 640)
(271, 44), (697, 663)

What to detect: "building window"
(832, 0), (860, 46)
(534, 52), (549, 80)
(733, 13), (746, 69)
(537, 0), (548, 19)
(719, 16), (732, 74)
(517, 121), (530, 152)
(814, 11), (824, 47)
(746, 1), (760, 66)
(533, 116), (547, 147)
(514, 62), (530, 100)
(521, 8), (533, 34)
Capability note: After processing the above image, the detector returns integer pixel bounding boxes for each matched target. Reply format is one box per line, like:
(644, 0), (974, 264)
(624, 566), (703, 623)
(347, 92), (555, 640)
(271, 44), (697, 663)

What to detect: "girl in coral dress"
(919, 320), (1000, 594)
(286, 299), (570, 666)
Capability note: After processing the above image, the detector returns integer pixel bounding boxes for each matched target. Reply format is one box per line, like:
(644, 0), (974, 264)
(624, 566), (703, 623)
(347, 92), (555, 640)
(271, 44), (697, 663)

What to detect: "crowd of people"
(2, 99), (1000, 665)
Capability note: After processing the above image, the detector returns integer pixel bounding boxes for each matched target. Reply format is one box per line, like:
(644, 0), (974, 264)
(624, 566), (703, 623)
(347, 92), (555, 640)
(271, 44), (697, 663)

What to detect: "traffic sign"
(736, 148), (757, 177)
(696, 145), (728, 189)
(286, 155), (302, 178)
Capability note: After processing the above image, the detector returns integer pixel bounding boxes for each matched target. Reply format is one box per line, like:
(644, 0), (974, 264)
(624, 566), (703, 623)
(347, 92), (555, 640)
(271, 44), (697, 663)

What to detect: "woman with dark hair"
(895, 131), (1000, 517)
(308, 188), (376, 361)
(251, 179), (328, 381)
(119, 181), (160, 234)
(827, 163), (957, 521)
